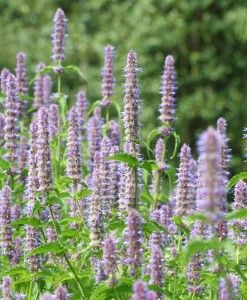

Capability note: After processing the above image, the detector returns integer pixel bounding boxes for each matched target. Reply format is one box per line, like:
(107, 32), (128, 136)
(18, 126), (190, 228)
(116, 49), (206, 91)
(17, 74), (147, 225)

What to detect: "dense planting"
(0, 8), (246, 300)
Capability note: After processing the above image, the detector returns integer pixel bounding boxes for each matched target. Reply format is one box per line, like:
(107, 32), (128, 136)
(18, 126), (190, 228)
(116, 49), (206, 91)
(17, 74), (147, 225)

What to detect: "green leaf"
(75, 188), (92, 199)
(107, 218), (125, 231)
(108, 153), (139, 168)
(12, 217), (42, 228)
(89, 283), (109, 300)
(227, 172), (247, 189)
(143, 220), (166, 235)
(224, 208), (247, 220)
(170, 132), (180, 159)
(187, 213), (209, 222)
(87, 100), (101, 116)
(28, 242), (63, 256)
(139, 160), (157, 175)
(180, 238), (220, 264)
(0, 158), (11, 170)
(64, 65), (87, 81)
(146, 128), (161, 149)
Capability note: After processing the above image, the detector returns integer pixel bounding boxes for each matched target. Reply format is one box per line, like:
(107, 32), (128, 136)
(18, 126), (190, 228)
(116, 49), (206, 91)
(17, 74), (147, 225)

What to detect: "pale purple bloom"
(123, 50), (141, 143)
(11, 237), (21, 265)
(0, 112), (5, 140)
(1, 68), (10, 94)
(154, 138), (166, 171)
(0, 186), (13, 258)
(101, 45), (115, 106)
(36, 106), (53, 192)
(54, 286), (68, 300)
(131, 280), (150, 300)
(4, 74), (19, 163)
(52, 8), (67, 62)
(25, 224), (40, 272)
(125, 209), (142, 276)
(66, 107), (81, 182)
(34, 63), (45, 109)
(149, 241), (164, 288)
(218, 276), (234, 300)
(175, 144), (195, 215)
(159, 55), (176, 135)
(40, 293), (55, 300)
(108, 146), (120, 207)
(76, 89), (88, 136)
(108, 120), (120, 147)
(2, 276), (12, 300)
(11, 204), (21, 221)
(103, 235), (117, 285)
(18, 136), (28, 171)
(15, 294), (25, 300)
(43, 75), (53, 105)
(49, 104), (59, 138)
(88, 107), (103, 171)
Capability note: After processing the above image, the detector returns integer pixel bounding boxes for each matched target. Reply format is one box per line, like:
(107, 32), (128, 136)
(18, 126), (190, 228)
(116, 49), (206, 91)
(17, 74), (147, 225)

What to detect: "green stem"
(27, 280), (33, 300)
(48, 204), (85, 298)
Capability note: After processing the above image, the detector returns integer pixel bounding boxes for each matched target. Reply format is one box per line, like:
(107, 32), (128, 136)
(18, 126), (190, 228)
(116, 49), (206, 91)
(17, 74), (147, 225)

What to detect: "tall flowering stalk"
(49, 103), (59, 138)
(103, 235), (117, 285)
(54, 286), (69, 300)
(76, 90), (88, 137)
(0, 112), (5, 142)
(52, 8), (67, 63)
(89, 152), (103, 247)
(36, 106), (53, 192)
(101, 45), (115, 106)
(149, 238), (164, 293)
(88, 107), (103, 172)
(175, 144), (195, 216)
(125, 208), (142, 277)
(109, 145), (120, 208)
(131, 280), (157, 300)
(0, 186), (13, 259)
(43, 75), (53, 105)
(1, 68), (10, 94)
(108, 120), (120, 147)
(2, 276), (12, 300)
(4, 74), (19, 165)
(17, 136), (28, 172)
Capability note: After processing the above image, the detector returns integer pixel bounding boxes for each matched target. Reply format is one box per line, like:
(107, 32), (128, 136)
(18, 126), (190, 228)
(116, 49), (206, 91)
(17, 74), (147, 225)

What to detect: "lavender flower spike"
(149, 239), (164, 289)
(66, 106), (81, 182)
(101, 45), (115, 106)
(131, 280), (150, 300)
(4, 73), (19, 163)
(40, 293), (55, 300)
(52, 8), (67, 62)
(11, 237), (21, 265)
(16, 52), (28, 97)
(2, 276), (12, 300)
(159, 55), (176, 136)
(54, 286), (68, 300)
(1, 68), (10, 94)
(217, 117), (231, 181)
(123, 50), (141, 143)
(36, 106), (53, 192)
(0, 112), (5, 141)
(18, 136), (28, 171)
(108, 120), (120, 147)
(0, 186), (13, 258)
(175, 144), (195, 216)
(126, 208), (143, 276)
(197, 127), (226, 219)
(218, 276), (234, 300)
(76, 89), (88, 136)
(103, 235), (117, 285)
(33, 63), (45, 109)
(49, 103), (59, 138)
(43, 75), (53, 105)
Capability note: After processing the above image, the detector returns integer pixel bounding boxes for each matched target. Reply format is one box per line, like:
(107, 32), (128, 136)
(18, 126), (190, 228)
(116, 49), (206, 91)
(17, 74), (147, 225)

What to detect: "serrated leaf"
(170, 132), (180, 159)
(107, 218), (125, 231)
(64, 65), (87, 81)
(143, 220), (167, 235)
(227, 172), (247, 189)
(46, 195), (63, 206)
(12, 217), (42, 228)
(75, 188), (92, 199)
(28, 242), (63, 256)
(146, 128), (161, 148)
(89, 283), (109, 300)
(108, 153), (139, 167)
(139, 160), (157, 175)
(224, 208), (247, 220)
(187, 213), (209, 222)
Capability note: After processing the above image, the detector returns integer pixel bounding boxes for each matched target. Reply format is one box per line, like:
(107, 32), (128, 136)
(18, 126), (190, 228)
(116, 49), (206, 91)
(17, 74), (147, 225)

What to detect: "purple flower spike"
(18, 136), (28, 172)
(2, 276), (12, 300)
(40, 293), (55, 300)
(103, 235), (117, 285)
(1, 68), (10, 94)
(218, 276), (234, 300)
(52, 8), (67, 62)
(11, 237), (21, 265)
(101, 45), (115, 106)
(217, 118), (231, 181)
(131, 280), (149, 300)
(25, 224), (40, 272)
(0, 112), (5, 141)
(54, 286), (68, 300)
(109, 146), (120, 207)
(108, 120), (120, 147)
(76, 90), (88, 136)
(89, 152), (103, 247)
(175, 144), (195, 216)
(149, 240), (164, 288)
(233, 180), (247, 209)
(11, 204), (21, 221)
(0, 186), (13, 258)
(36, 106), (53, 192)
(67, 106), (81, 182)
(15, 294), (25, 300)
(25, 121), (39, 212)
(154, 138), (166, 171)
(49, 104), (59, 138)
(197, 127), (226, 219)
(88, 107), (103, 171)
(159, 55), (176, 135)
(43, 75), (53, 105)
(126, 208), (142, 276)
(4, 74), (19, 163)
(34, 63), (45, 109)
(16, 52), (28, 96)
(123, 50), (141, 143)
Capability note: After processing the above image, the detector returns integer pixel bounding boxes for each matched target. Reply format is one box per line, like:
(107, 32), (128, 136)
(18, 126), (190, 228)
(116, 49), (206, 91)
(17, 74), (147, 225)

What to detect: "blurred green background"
(0, 0), (246, 172)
